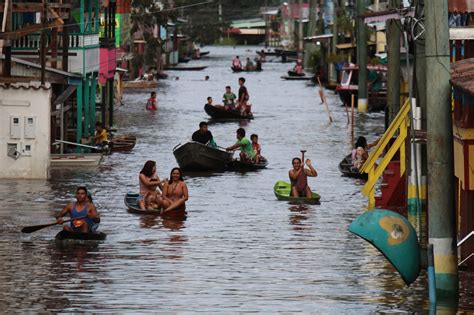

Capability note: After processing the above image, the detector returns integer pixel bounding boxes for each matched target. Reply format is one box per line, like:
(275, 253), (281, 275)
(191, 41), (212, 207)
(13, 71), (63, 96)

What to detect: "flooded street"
(0, 46), (472, 313)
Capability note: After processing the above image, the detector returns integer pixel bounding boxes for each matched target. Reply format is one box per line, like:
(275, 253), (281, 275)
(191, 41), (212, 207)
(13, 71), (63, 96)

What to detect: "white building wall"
(0, 83), (52, 179)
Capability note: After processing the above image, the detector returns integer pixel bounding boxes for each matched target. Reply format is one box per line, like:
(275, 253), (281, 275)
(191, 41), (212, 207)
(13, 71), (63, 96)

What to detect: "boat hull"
(338, 154), (368, 180)
(122, 80), (159, 90)
(281, 75), (313, 81)
(164, 66), (207, 71)
(50, 154), (103, 167)
(55, 230), (106, 241)
(124, 193), (187, 220)
(173, 141), (234, 172)
(273, 180), (321, 204)
(228, 156), (268, 171)
(204, 104), (254, 120)
(287, 70), (305, 77)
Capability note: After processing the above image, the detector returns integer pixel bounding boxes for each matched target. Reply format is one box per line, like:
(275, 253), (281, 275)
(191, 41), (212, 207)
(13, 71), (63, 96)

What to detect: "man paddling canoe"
(56, 186), (100, 233)
(226, 128), (255, 162)
(289, 157), (317, 198)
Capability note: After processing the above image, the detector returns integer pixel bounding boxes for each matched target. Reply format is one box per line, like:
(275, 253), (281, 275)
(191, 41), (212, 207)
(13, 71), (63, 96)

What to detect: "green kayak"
(273, 180), (321, 204)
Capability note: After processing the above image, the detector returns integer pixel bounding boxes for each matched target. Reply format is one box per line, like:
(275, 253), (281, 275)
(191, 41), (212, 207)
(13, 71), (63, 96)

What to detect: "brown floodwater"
(0, 46), (472, 313)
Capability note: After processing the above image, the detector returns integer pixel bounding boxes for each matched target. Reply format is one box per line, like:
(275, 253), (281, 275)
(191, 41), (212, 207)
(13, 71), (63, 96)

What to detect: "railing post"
(369, 167), (375, 209)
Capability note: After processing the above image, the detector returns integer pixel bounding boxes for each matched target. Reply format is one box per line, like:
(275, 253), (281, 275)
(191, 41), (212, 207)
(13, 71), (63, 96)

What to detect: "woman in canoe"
(352, 136), (380, 170)
(139, 160), (165, 210)
(289, 157), (318, 198)
(161, 167), (189, 213)
(56, 186), (100, 233)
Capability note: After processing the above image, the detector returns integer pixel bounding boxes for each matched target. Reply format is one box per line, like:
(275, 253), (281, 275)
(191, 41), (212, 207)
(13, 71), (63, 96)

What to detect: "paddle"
(21, 216), (86, 234)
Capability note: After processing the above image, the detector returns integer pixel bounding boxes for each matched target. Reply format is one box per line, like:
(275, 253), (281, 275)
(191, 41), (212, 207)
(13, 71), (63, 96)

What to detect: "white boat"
(50, 153), (103, 167)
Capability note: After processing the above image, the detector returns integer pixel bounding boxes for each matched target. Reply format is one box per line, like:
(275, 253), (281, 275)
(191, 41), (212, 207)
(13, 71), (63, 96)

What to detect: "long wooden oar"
(21, 216), (86, 234)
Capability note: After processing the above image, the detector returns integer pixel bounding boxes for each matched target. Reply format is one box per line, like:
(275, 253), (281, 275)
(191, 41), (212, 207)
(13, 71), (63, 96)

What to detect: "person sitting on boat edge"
(232, 56), (242, 69)
(223, 86), (237, 111)
(293, 60), (304, 75)
(245, 57), (255, 71)
(192, 121), (217, 147)
(226, 128), (255, 162)
(161, 167), (189, 213)
(139, 160), (165, 210)
(237, 77), (251, 116)
(289, 157), (317, 198)
(351, 136), (380, 170)
(92, 122), (109, 146)
(250, 133), (261, 164)
(146, 91), (158, 111)
(56, 186), (100, 233)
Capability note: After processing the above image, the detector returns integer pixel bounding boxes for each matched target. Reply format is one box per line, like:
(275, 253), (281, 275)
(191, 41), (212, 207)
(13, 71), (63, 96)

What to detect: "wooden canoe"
(273, 180), (321, 204)
(55, 230), (106, 241)
(164, 66), (207, 71)
(124, 193), (187, 220)
(204, 104), (254, 120)
(280, 75), (314, 81)
(111, 141), (136, 152)
(173, 141), (234, 171)
(50, 153), (103, 167)
(287, 70), (305, 77)
(228, 156), (268, 171)
(338, 154), (368, 180)
(231, 66), (262, 73)
(122, 80), (159, 90)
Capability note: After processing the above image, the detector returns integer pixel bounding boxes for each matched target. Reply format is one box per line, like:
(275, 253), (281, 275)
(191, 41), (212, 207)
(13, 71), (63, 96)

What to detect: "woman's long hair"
(140, 160), (156, 177)
(355, 136), (367, 149)
(168, 167), (183, 184)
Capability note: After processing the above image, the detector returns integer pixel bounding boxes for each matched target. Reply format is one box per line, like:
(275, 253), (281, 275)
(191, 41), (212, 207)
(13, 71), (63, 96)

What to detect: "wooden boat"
(287, 70), (305, 77)
(256, 50), (279, 57)
(338, 154), (368, 180)
(179, 56), (191, 63)
(55, 230), (107, 242)
(173, 141), (234, 171)
(124, 192), (186, 220)
(111, 141), (136, 153)
(336, 64), (387, 111)
(164, 66), (207, 71)
(50, 153), (103, 167)
(275, 48), (298, 57)
(204, 103), (254, 120)
(231, 66), (262, 73)
(273, 180), (321, 204)
(280, 75), (314, 81)
(112, 135), (136, 142)
(122, 80), (159, 90)
(228, 156), (268, 171)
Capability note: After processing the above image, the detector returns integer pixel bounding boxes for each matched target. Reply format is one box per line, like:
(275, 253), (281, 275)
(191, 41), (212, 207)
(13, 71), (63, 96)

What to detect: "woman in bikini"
(139, 160), (165, 210)
(289, 157), (318, 198)
(161, 167), (188, 213)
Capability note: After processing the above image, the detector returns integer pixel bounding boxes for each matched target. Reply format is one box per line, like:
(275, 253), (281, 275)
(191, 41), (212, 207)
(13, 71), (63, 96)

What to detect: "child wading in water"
(146, 92), (157, 110)
(250, 134), (261, 163)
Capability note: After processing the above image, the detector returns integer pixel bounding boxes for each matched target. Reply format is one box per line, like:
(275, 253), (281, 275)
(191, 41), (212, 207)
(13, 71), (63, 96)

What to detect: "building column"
(83, 76), (90, 138)
(356, 0), (368, 112)
(90, 75), (97, 134)
(76, 82), (84, 152)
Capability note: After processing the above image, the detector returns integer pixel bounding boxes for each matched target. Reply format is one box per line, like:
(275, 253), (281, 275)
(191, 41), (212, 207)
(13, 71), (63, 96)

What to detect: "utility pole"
(386, 0), (400, 124)
(304, 0), (317, 68)
(328, 0), (337, 86)
(356, 0), (368, 112)
(425, 0), (458, 299)
(288, 0), (293, 48)
(218, 2), (223, 44)
(2, 0), (12, 77)
(298, 0), (303, 53)
(40, 0), (48, 85)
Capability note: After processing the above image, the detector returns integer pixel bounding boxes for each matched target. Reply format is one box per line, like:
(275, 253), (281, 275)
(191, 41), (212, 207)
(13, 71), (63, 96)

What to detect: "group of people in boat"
(232, 56), (262, 71)
(207, 77), (252, 116)
(139, 160), (189, 211)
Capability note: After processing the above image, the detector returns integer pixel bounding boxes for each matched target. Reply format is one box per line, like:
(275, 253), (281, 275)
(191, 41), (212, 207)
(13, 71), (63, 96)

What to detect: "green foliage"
(307, 49), (321, 72)
(216, 37), (237, 46)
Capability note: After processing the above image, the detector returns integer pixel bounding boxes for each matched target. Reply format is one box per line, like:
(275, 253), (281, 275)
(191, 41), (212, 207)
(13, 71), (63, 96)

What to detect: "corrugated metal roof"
(450, 58), (474, 94)
(449, 0), (474, 13)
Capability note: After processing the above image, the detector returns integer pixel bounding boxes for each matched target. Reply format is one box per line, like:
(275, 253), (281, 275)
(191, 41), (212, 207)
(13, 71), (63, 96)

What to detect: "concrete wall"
(0, 83), (52, 179)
